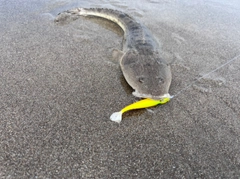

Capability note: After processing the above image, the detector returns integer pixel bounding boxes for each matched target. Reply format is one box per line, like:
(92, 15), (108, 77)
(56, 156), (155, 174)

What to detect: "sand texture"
(0, 0), (240, 178)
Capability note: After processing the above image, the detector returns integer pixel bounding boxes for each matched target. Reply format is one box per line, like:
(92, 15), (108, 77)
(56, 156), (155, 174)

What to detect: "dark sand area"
(0, 0), (240, 178)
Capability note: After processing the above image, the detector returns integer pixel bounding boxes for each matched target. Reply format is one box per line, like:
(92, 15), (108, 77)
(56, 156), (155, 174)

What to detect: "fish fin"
(110, 111), (122, 123)
(112, 49), (124, 62)
(55, 10), (80, 24)
(160, 51), (176, 65)
(67, 8), (87, 16)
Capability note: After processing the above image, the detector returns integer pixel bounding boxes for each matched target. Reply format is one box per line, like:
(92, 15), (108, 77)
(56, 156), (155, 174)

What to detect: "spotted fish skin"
(55, 8), (172, 100)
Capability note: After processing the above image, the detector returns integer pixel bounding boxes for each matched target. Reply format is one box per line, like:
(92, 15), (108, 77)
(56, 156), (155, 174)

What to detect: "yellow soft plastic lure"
(110, 97), (170, 123)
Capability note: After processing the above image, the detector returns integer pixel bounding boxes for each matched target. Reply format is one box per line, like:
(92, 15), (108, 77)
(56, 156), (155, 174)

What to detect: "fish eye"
(157, 77), (164, 83)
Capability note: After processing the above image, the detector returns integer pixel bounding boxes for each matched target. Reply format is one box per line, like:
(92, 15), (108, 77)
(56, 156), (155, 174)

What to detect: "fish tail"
(66, 8), (88, 16)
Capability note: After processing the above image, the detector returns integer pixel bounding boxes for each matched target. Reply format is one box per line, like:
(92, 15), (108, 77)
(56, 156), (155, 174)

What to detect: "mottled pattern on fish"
(55, 8), (172, 100)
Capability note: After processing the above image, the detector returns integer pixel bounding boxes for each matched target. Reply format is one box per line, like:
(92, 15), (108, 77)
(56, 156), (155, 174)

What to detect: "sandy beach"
(0, 0), (240, 178)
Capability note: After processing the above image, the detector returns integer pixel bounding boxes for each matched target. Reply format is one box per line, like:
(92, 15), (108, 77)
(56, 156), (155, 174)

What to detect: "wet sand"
(0, 0), (240, 178)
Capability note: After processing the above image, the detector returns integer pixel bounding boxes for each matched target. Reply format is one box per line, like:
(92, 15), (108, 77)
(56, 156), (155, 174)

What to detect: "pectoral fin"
(112, 49), (124, 62)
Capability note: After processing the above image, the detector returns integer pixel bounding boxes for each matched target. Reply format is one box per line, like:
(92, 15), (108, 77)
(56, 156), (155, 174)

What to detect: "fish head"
(120, 50), (172, 100)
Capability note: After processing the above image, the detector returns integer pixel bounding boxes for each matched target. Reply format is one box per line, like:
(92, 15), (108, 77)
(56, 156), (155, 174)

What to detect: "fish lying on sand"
(55, 8), (172, 123)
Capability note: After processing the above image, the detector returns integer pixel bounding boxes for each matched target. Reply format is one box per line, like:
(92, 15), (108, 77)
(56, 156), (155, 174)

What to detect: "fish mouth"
(132, 91), (171, 100)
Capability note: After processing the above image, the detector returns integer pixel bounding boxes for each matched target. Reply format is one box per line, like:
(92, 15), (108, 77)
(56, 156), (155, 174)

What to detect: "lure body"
(110, 97), (170, 123)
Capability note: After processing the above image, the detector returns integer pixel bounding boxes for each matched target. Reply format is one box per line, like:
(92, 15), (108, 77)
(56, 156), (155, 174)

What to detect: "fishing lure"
(110, 97), (170, 123)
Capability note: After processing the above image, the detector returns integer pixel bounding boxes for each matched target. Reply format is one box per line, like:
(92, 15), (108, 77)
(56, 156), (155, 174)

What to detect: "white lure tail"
(110, 112), (123, 123)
